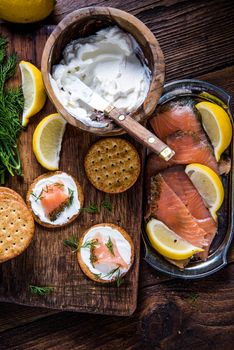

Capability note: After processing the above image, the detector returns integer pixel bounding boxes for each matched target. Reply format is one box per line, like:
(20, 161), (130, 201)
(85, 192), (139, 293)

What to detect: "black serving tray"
(142, 79), (234, 279)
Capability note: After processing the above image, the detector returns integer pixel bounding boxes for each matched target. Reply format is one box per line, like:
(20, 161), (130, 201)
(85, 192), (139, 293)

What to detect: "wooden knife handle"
(108, 108), (175, 161)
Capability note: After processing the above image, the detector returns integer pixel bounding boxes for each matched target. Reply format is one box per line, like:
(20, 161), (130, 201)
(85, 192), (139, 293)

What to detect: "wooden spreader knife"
(69, 79), (175, 161)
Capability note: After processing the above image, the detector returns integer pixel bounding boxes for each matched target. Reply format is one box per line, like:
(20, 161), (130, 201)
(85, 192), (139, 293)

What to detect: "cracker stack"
(0, 187), (35, 263)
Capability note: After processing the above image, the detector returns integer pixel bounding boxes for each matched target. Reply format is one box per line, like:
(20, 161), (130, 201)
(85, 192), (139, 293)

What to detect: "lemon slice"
(195, 101), (232, 161)
(146, 218), (203, 260)
(19, 61), (47, 127)
(185, 163), (224, 221)
(33, 113), (66, 170)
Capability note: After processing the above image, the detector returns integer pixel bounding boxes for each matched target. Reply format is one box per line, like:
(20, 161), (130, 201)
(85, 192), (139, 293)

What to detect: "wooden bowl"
(41, 7), (165, 136)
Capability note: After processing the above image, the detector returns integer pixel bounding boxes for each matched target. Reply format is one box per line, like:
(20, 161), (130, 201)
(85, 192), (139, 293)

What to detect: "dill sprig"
(80, 238), (98, 250)
(190, 292), (199, 303)
(93, 266), (124, 287)
(101, 198), (112, 212)
(0, 36), (23, 184)
(105, 267), (124, 287)
(105, 236), (114, 256)
(68, 187), (74, 206)
(29, 285), (53, 296)
(31, 191), (44, 202)
(116, 269), (124, 287)
(63, 236), (78, 252)
(80, 203), (99, 213)
(93, 273), (102, 280)
(80, 238), (99, 267)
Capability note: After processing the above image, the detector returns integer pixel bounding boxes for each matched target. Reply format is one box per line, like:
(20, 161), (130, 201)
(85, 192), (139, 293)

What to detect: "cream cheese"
(51, 26), (151, 128)
(80, 225), (132, 281)
(30, 173), (81, 225)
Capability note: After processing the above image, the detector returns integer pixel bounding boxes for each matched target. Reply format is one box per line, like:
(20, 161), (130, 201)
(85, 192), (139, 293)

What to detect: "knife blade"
(66, 77), (175, 161)
(68, 77), (112, 113)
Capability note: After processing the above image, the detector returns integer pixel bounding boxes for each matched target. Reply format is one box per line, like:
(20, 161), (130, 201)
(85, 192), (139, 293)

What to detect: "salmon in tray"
(145, 96), (232, 268)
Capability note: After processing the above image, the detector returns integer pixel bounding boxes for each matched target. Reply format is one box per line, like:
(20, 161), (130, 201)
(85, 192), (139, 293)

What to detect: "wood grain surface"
(0, 26), (144, 316)
(0, 0), (234, 349)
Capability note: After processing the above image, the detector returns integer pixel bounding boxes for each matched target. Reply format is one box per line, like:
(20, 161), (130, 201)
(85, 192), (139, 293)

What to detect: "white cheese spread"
(51, 26), (151, 128)
(80, 225), (132, 281)
(30, 172), (81, 225)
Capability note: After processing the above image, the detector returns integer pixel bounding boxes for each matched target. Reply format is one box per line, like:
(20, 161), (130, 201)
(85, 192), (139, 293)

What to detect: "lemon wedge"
(185, 163), (224, 221)
(33, 113), (66, 170)
(146, 218), (203, 260)
(0, 0), (55, 24)
(195, 101), (232, 161)
(19, 61), (47, 127)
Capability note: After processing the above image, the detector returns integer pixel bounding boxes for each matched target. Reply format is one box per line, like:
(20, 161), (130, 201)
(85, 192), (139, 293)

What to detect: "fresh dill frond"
(80, 238), (98, 250)
(68, 187), (74, 206)
(80, 203), (99, 213)
(79, 238), (99, 268)
(116, 269), (124, 287)
(190, 292), (199, 303)
(30, 191), (44, 202)
(104, 266), (124, 287)
(93, 273), (102, 280)
(0, 36), (23, 184)
(101, 198), (112, 212)
(63, 236), (78, 252)
(0, 37), (6, 63)
(104, 266), (120, 279)
(105, 236), (114, 256)
(29, 285), (53, 296)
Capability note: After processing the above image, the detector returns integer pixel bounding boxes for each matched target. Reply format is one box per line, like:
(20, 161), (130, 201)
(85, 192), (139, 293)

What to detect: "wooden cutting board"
(0, 24), (144, 316)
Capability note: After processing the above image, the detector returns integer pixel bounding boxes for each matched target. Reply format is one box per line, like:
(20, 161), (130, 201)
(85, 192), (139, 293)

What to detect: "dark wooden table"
(1, 1), (234, 349)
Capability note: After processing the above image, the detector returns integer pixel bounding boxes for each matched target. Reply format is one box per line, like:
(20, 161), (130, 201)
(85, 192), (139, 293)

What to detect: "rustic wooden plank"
(0, 264), (233, 350)
(0, 41), (234, 328)
(49, 0), (234, 80)
(138, 266), (234, 350)
(0, 303), (58, 333)
(0, 25), (143, 316)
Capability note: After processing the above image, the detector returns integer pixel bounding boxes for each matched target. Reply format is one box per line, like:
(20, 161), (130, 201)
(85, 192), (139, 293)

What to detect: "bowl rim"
(41, 6), (165, 136)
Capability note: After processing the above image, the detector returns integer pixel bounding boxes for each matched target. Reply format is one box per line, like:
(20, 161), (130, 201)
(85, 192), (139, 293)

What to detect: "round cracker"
(0, 187), (25, 205)
(77, 223), (134, 284)
(26, 171), (84, 228)
(84, 138), (141, 194)
(0, 199), (35, 263)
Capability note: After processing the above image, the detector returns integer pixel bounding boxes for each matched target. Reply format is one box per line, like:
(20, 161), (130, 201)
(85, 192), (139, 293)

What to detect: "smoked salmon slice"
(167, 132), (218, 173)
(93, 233), (128, 269)
(146, 131), (219, 174)
(150, 100), (207, 143)
(40, 182), (69, 220)
(161, 167), (217, 255)
(147, 173), (208, 248)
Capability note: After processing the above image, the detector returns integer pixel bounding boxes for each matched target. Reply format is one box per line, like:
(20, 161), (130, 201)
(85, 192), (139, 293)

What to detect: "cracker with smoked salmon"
(26, 171), (84, 228)
(77, 223), (134, 284)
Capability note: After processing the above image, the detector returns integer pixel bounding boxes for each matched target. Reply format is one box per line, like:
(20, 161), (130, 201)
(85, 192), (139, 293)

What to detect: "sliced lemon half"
(146, 218), (203, 260)
(20, 61), (47, 127)
(185, 163), (224, 221)
(195, 101), (232, 161)
(33, 113), (66, 170)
